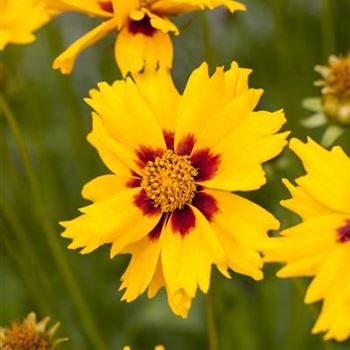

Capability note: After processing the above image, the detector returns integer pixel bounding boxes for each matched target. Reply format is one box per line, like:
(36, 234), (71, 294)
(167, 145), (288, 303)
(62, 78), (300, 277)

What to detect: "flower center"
(338, 220), (350, 243)
(2, 325), (50, 350)
(327, 57), (350, 97)
(141, 150), (198, 212)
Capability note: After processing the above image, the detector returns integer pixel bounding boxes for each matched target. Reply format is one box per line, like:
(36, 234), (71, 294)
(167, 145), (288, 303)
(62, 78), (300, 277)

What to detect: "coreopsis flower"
(263, 138), (350, 341)
(50, 0), (245, 76)
(0, 312), (67, 349)
(0, 0), (52, 50)
(61, 62), (289, 317)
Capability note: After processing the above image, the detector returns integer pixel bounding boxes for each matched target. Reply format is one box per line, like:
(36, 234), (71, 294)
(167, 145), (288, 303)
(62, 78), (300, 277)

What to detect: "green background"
(1, 0), (350, 349)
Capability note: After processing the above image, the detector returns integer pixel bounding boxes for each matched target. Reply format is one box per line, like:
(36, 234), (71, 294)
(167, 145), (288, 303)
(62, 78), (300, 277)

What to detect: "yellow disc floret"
(141, 150), (198, 212)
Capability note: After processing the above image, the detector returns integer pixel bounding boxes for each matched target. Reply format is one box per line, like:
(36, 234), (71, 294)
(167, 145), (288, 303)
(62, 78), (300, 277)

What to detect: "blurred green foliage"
(1, 0), (350, 349)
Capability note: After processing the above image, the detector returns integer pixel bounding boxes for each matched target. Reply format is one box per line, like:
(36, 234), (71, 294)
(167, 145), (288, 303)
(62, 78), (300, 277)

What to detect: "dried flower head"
(315, 54), (350, 125)
(0, 312), (67, 350)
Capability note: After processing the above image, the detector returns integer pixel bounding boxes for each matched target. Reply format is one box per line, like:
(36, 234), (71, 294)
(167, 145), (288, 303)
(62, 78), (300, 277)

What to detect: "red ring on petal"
(99, 1), (113, 12)
(135, 146), (163, 169)
(170, 206), (196, 236)
(191, 148), (221, 181)
(133, 189), (161, 217)
(338, 220), (350, 243)
(192, 191), (219, 222)
(176, 134), (196, 155)
(149, 214), (167, 241)
(129, 16), (156, 37)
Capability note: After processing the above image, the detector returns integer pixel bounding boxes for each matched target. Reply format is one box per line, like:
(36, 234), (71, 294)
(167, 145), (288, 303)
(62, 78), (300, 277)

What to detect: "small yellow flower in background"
(123, 345), (165, 350)
(0, 0), (52, 50)
(50, 0), (245, 76)
(60, 61), (289, 318)
(263, 138), (350, 342)
(0, 312), (68, 349)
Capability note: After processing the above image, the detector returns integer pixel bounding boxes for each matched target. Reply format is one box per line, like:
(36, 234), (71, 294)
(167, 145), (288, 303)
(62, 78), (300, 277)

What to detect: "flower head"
(263, 138), (350, 341)
(0, 312), (67, 349)
(0, 0), (52, 50)
(61, 61), (289, 317)
(315, 54), (350, 126)
(50, 0), (245, 75)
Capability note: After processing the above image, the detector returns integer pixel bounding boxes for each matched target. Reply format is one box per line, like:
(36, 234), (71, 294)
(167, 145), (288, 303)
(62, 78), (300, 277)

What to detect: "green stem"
(1, 93), (106, 350)
(292, 279), (334, 350)
(206, 288), (219, 350)
(199, 12), (217, 71)
(322, 0), (336, 58)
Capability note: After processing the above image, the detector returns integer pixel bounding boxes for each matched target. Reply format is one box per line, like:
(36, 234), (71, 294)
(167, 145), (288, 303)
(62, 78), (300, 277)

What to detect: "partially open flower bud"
(315, 54), (350, 125)
(0, 312), (67, 350)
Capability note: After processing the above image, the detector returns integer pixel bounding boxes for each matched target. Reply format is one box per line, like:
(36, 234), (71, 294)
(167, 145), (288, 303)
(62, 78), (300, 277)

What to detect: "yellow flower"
(50, 0), (245, 76)
(0, 0), (52, 50)
(0, 312), (67, 349)
(123, 346), (164, 350)
(61, 61), (289, 317)
(263, 138), (350, 341)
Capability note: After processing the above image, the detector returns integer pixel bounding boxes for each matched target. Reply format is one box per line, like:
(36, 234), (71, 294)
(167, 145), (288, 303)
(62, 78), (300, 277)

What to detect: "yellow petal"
(53, 18), (118, 74)
(201, 110), (289, 191)
(82, 174), (139, 202)
(46, 0), (113, 17)
(207, 189), (279, 280)
(166, 288), (192, 319)
(119, 235), (161, 302)
(151, 0), (246, 15)
(1, 0), (51, 50)
(115, 25), (173, 76)
(61, 188), (159, 254)
(161, 206), (225, 297)
(281, 178), (333, 220)
(133, 69), (180, 131)
(111, 0), (139, 27)
(174, 64), (228, 147)
(130, 8), (179, 34)
(305, 245), (348, 303)
(86, 80), (167, 160)
(87, 113), (140, 175)
(289, 138), (350, 214)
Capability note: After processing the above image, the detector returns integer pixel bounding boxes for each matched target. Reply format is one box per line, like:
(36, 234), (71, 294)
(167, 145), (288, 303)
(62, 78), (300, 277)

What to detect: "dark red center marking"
(135, 146), (163, 169)
(129, 16), (156, 36)
(191, 148), (221, 182)
(338, 220), (350, 243)
(176, 134), (196, 156)
(134, 189), (161, 217)
(149, 214), (167, 241)
(99, 1), (114, 13)
(192, 191), (219, 222)
(163, 130), (175, 151)
(170, 206), (196, 236)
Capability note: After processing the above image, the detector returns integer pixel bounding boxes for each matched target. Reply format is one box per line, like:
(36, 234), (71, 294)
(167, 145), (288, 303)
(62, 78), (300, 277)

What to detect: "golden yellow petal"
(115, 25), (173, 76)
(289, 138), (350, 215)
(151, 0), (246, 15)
(119, 236), (161, 302)
(161, 206), (225, 297)
(53, 18), (118, 74)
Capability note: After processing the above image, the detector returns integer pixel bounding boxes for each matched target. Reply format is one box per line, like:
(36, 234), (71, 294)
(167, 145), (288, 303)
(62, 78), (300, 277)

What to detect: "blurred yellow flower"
(123, 346), (165, 350)
(61, 61), (288, 317)
(263, 138), (350, 341)
(0, 312), (67, 349)
(0, 0), (52, 50)
(50, 0), (245, 75)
